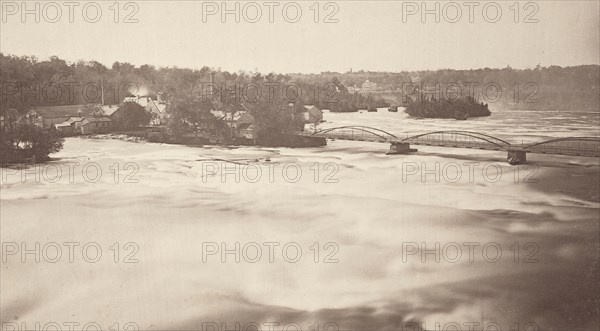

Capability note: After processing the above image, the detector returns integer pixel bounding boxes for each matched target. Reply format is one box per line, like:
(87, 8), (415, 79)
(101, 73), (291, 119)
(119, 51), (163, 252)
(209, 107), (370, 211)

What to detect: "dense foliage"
(0, 123), (64, 163)
(405, 96), (491, 119)
(112, 102), (152, 130)
(309, 65), (600, 111)
(2, 54), (598, 114)
(164, 73), (305, 145)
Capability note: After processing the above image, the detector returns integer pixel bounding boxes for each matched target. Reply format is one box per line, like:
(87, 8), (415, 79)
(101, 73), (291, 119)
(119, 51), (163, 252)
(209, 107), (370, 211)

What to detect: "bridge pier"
(507, 151), (527, 165)
(387, 142), (417, 155)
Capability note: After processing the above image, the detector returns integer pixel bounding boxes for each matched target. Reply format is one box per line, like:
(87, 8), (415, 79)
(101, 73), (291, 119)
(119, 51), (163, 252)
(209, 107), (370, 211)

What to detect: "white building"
(361, 80), (378, 93)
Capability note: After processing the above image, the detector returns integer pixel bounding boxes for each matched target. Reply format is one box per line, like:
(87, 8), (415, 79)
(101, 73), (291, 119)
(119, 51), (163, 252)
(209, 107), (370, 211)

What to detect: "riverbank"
(83, 133), (148, 143)
(82, 132), (327, 148)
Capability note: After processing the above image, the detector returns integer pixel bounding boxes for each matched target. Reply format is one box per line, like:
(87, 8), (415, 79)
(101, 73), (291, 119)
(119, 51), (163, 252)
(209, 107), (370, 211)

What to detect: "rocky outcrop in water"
(405, 96), (491, 119)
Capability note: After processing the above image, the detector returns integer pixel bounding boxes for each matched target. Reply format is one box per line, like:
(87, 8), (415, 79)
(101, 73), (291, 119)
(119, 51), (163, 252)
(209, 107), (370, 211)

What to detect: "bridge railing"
(521, 137), (600, 156)
(401, 131), (512, 149)
(307, 127), (600, 157)
(312, 126), (397, 142)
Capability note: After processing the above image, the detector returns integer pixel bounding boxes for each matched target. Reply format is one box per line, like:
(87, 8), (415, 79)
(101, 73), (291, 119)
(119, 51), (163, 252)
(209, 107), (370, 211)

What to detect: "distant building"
(347, 85), (360, 93)
(302, 105), (323, 123)
(361, 80), (378, 93)
(101, 105), (120, 117)
(106, 105), (125, 123)
(54, 122), (73, 136)
(123, 94), (167, 126)
(80, 117), (112, 135)
(28, 105), (92, 129)
(210, 109), (256, 140)
(54, 116), (84, 136)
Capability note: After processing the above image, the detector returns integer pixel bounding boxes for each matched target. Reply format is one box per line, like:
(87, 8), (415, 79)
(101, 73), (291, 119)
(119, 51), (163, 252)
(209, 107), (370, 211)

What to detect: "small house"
(54, 122), (73, 136)
(80, 117), (112, 135)
(28, 105), (94, 129)
(101, 105), (120, 117)
(123, 94), (167, 126)
(210, 110), (256, 140)
(54, 116), (84, 136)
(302, 105), (323, 123)
(361, 80), (378, 93)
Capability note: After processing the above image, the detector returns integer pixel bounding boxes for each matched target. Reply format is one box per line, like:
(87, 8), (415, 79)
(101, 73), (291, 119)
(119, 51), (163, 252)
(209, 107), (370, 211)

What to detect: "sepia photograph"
(0, 1), (599, 330)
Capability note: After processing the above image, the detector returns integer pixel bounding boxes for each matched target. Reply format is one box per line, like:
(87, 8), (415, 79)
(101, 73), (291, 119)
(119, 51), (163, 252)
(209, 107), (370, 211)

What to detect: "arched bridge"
(302, 126), (600, 163)
(400, 130), (512, 150)
(521, 137), (600, 157)
(312, 126), (398, 142)
(309, 127), (514, 149)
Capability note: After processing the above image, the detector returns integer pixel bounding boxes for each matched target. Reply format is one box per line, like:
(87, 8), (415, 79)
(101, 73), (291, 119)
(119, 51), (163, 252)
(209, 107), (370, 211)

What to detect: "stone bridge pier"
(387, 142), (417, 155)
(507, 150), (527, 165)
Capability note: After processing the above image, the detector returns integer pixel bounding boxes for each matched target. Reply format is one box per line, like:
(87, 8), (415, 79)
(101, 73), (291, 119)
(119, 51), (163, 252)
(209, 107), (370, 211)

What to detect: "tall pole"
(209, 71), (213, 97)
(100, 77), (105, 106)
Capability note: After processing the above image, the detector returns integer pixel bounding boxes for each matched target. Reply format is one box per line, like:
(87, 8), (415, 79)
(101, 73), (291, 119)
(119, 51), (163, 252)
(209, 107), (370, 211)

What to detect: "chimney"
(157, 92), (163, 104)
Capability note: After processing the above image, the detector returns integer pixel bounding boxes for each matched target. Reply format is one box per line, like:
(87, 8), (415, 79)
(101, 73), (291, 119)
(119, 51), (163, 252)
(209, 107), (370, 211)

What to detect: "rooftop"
(303, 105), (319, 110)
(82, 117), (112, 124)
(65, 117), (83, 123)
(33, 105), (89, 118)
(210, 110), (255, 123)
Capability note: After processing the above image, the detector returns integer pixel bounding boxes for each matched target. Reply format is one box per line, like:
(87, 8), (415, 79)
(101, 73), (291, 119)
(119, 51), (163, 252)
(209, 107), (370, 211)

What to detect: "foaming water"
(1, 109), (599, 330)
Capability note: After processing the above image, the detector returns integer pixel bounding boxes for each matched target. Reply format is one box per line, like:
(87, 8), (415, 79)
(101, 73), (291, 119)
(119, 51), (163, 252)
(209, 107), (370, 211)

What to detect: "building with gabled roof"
(123, 95), (167, 126)
(302, 105), (323, 123)
(54, 116), (85, 136)
(209, 109), (256, 140)
(28, 104), (94, 129)
(101, 105), (120, 117)
(80, 116), (112, 134)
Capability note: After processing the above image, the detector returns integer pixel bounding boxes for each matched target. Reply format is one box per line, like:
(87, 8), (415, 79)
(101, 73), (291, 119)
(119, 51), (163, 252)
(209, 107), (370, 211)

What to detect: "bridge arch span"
(522, 137), (600, 157)
(402, 131), (512, 147)
(523, 137), (600, 149)
(313, 126), (398, 140)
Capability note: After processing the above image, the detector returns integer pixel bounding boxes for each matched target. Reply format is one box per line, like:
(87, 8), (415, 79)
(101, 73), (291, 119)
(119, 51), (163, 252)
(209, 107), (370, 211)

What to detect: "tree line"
(1, 53), (598, 162)
(313, 65), (600, 111)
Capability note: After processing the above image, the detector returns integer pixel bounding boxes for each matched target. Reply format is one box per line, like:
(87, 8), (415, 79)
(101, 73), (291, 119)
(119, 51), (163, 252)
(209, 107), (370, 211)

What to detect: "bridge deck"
(301, 130), (600, 158)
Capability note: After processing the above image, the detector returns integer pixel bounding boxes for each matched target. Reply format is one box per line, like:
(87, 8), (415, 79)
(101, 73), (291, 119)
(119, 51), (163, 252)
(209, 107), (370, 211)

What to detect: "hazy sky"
(1, 0), (598, 73)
